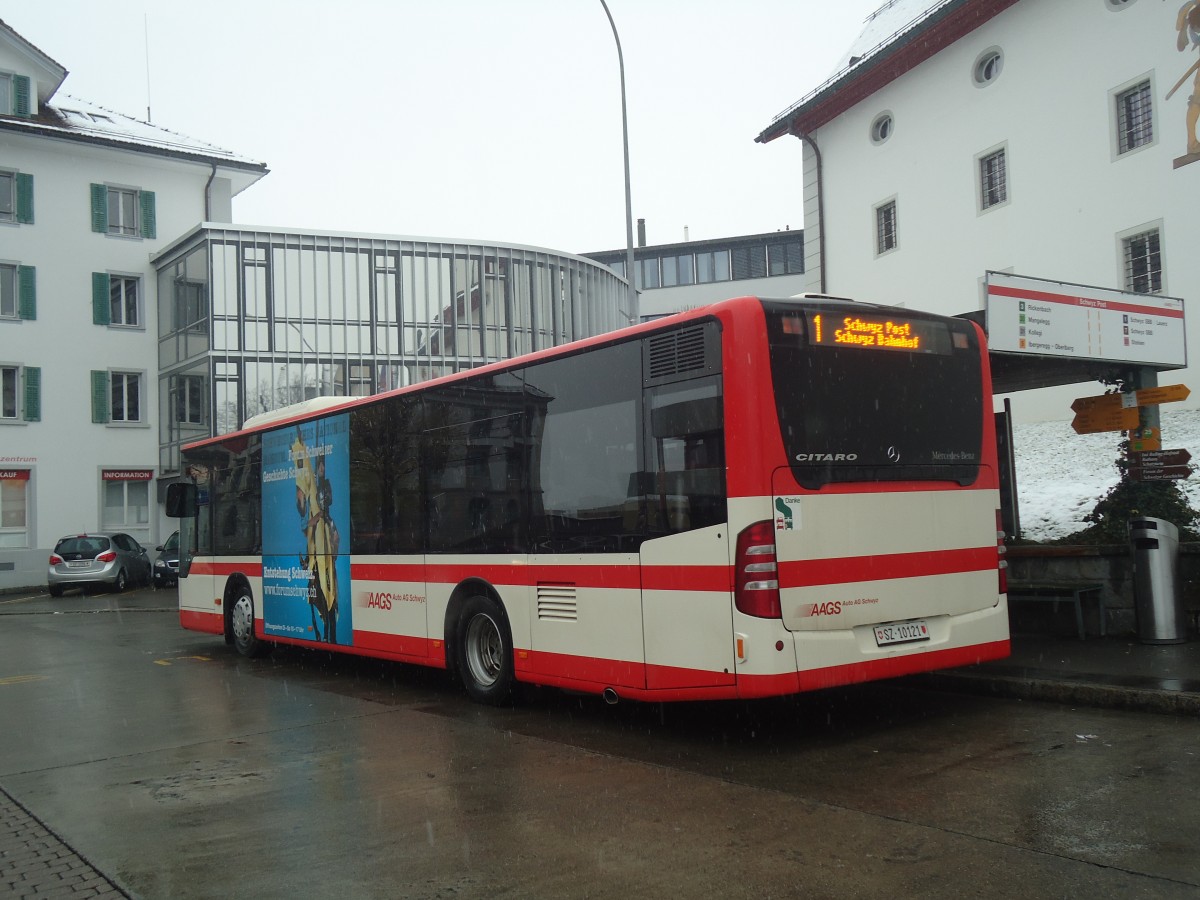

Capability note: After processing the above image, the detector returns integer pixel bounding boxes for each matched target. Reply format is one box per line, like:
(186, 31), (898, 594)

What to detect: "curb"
(909, 669), (1200, 717)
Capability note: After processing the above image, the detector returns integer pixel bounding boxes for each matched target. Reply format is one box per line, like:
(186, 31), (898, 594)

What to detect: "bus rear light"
(735, 520), (781, 619)
(996, 510), (1008, 595)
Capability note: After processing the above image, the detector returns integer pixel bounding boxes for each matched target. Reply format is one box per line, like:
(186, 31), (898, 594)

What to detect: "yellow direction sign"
(1071, 385), (1189, 414)
(1072, 405), (1139, 434)
(1070, 393), (1135, 415)
(1133, 384), (1190, 407)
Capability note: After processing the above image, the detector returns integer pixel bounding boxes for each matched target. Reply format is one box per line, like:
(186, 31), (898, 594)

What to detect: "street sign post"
(1131, 449), (1192, 468)
(1128, 449), (1192, 482)
(1071, 405), (1139, 434)
(1129, 465), (1191, 482)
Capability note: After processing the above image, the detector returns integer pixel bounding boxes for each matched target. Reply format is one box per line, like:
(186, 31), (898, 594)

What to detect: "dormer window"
(0, 71), (32, 117)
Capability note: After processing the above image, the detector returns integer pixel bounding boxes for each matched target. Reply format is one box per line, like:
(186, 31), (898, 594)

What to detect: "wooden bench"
(1007, 581), (1106, 640)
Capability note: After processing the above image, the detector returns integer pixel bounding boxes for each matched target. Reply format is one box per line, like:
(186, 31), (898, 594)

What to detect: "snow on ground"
(1013, 407), (1200, 542)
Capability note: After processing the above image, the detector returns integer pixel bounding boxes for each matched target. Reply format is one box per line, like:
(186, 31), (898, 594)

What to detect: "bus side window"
(641, 376), (726, 535)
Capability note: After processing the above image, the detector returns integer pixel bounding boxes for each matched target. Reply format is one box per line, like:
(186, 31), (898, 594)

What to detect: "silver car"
(47, 532), (152, 596)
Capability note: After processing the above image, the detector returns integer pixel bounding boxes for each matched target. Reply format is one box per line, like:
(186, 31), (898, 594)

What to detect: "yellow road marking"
(153, 655), (212, 666)
(0, 675), (49, 686)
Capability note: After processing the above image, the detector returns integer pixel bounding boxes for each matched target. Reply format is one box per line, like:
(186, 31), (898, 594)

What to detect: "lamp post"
(599, 0), (637, 323)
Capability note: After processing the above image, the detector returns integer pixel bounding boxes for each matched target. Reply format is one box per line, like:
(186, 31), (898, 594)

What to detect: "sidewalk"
(914, 631), (1200, 716)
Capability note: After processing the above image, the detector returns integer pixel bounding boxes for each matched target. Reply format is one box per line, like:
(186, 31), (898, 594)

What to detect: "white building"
(0, 20), (266, 589)
(0, 20), (629, 591)
(756, 0), (1199, 422)
(584, 226), (807, 320)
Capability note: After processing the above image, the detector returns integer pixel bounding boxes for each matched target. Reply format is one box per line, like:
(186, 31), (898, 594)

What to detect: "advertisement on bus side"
(261, 414), (353, 646)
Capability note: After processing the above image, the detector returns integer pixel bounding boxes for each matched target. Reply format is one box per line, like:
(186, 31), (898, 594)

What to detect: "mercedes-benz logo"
(887, 446), (901, 462)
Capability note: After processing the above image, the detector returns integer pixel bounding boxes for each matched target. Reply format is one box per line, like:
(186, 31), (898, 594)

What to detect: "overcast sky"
(6, 1), (885, 254)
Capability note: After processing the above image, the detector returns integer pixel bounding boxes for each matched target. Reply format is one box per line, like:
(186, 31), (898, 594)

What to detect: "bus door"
(770, 472), (1001, 641)
(640, 376), (735, 691)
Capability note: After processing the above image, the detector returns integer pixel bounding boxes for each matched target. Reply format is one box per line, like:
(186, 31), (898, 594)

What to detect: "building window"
(731, 246), (767, 280)
(0, 72), (9, 115)
(90, 183), (156, 239)
(173, 374), (205, 425)
(93, 370), (142, 423)
(876, 200), (898, 254)
(109, 187), (138, 236)
(0, 170), (33, 224)
(661, 254), (694, 287)
(870, 112), (894, 144)
(0, 365), (16, 419)
(1116, 80), (1153, 154)
(1, 263), (35, 320)
(0, 264), (14, 318)
(0, 365), (39, 422)
(696, 250), (730, 284)
(637, 257), (660, 290)
(0, 470), (30, 548)
(768, 239), (804, 275)
(1123, 228), (1162, 293)
(0, 171), (12, 223)
(979, 148), (1008, 210)
(109, 276), (140, 327)
(973, 49), (1003, 86)
(102, 479), (150, 530)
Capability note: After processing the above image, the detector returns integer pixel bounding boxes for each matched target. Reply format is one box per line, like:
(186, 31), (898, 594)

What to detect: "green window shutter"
(14, 75), (31, 117)
(91, 371), (110, 423)
(140, 190), (156, 239)
(92, 272), (111, 325)
(15, 173), (33, 224)
(90, 183), (108, 233)
(17, 266), (35, 320)
(23, 367), (40, 422)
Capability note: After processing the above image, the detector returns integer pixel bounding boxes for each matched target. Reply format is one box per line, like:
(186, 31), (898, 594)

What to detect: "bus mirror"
(165, 482), (197, 518)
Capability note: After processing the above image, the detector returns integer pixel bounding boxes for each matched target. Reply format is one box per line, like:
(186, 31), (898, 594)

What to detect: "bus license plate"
(873, 621), (930, 646)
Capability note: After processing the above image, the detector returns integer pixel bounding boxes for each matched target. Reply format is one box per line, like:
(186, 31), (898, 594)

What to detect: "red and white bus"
(166, 294), (1009, 705)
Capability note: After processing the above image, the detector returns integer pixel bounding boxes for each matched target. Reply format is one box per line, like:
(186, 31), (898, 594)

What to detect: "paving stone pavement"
(1, 785), (130, 899)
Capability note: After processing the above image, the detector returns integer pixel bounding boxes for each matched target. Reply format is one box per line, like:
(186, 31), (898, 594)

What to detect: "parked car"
(153, 530), (180, 588)
(47, 532), (152, 596)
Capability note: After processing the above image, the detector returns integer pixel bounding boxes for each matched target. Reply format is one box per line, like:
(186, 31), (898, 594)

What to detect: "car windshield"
(164, 532), (179, 553)
(56, 537), (111, 557)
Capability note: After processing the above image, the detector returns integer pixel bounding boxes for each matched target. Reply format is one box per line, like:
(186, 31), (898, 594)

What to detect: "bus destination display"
(805, 312), (951, 354)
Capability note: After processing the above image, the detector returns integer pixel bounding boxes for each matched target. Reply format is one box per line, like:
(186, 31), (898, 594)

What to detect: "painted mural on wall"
(1172, 0), (1200, 167)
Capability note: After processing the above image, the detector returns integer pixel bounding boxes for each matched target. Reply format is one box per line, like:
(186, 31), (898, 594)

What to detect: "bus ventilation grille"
(646, 325), (709, 383)
(537, 582), (578, 621)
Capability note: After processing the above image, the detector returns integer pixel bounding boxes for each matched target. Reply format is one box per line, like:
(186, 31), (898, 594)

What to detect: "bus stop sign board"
(986, 272), (1186, 368)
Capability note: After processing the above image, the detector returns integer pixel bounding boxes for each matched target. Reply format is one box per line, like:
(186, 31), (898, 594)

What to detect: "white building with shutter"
(756, 0), (1200, 422)
(0, 19), (630, 591)
(0, 20), (268, 589)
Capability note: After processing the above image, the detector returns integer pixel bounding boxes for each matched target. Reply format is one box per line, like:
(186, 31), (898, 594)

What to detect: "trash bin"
(1129, 516), (1187, 644)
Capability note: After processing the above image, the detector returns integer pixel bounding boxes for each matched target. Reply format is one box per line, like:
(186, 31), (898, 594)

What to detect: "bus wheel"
(230, 588), (270, 659)
(457, 596), (514, 705)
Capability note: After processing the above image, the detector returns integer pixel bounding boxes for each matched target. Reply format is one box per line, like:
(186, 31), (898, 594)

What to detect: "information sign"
(986, 273), (1186, 367)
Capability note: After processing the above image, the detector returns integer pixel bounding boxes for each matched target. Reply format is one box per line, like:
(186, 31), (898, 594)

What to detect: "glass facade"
(154, 227), (630, 474)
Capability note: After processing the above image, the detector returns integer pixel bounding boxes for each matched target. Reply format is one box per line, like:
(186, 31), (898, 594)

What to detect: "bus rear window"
(766, 303), (984, 489)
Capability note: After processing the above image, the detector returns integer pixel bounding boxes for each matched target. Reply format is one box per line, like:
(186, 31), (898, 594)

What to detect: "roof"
(0, 17), (66, 103)
(0, 92), (267, 178)
(756, 0), (1019, 143)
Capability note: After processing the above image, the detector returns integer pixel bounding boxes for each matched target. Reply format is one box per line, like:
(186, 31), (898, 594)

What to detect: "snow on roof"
(2, 91), (265, 171)
(832, 1), (947, 75)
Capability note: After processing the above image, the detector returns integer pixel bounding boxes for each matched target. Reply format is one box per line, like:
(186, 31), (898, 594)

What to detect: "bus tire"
(456, 595), (514, 705)
(230, 587), (270, 659)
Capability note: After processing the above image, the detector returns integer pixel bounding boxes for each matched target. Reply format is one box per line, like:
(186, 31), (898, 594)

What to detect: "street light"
(599, 0), (637, 323)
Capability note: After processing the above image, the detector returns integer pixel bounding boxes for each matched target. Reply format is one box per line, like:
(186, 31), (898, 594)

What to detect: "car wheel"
(112, 569), (128, 593)
(456, 595), (515, 705)
(230, 588), (270, 658)
(48, 585), (64, 598)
